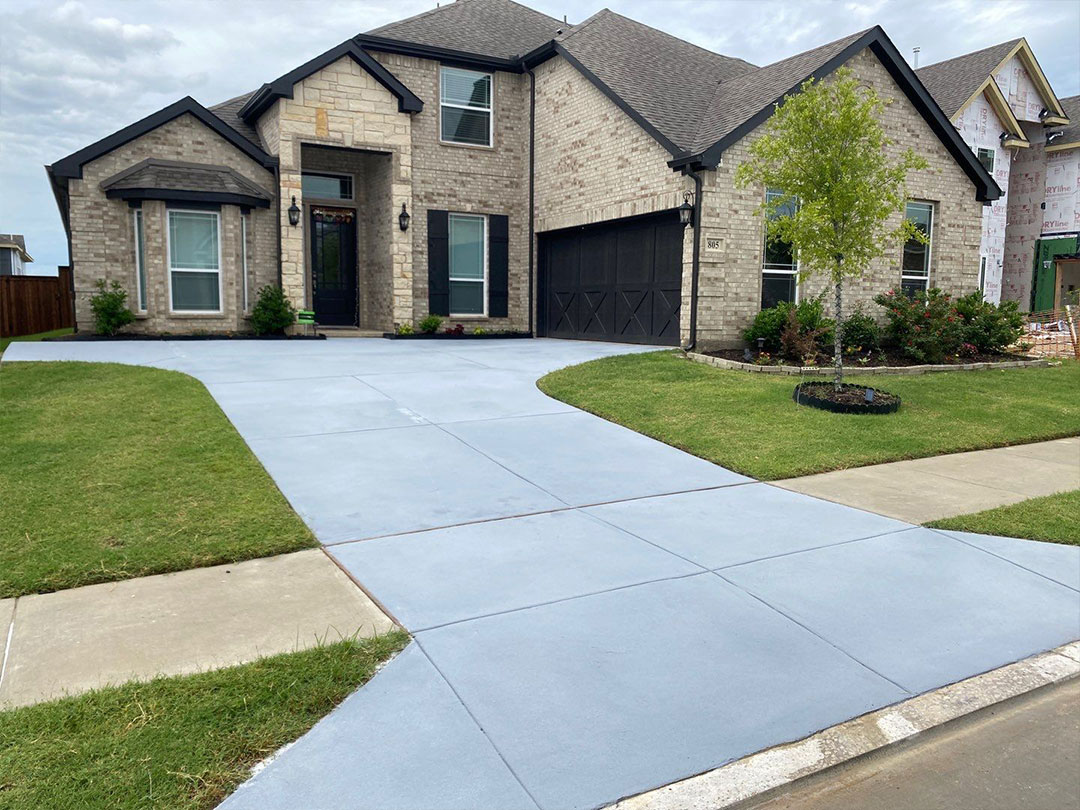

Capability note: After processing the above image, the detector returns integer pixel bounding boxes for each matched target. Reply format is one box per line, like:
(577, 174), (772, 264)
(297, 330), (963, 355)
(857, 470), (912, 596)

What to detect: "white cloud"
(2, 0), (1076, 269)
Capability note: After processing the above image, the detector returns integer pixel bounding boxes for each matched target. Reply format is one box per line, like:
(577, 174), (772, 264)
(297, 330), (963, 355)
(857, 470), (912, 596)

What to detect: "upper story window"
(976, 147), (995, 173)
(302, 172), (352, 200)
(761, 188), (798, 309)
(901, 201), (934, 297)
(441, 67), (492, 147)
(168, 209), (221, 313)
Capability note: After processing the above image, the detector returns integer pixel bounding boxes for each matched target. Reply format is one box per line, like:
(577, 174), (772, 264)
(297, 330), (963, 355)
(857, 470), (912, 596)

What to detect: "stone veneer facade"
(64, 41), (987, 344)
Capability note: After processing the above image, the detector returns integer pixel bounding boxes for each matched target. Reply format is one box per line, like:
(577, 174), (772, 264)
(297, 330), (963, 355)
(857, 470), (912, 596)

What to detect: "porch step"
(319, 327), (386, 338)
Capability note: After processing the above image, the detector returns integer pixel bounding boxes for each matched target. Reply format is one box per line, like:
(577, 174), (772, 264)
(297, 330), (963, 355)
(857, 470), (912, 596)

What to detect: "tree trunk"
(834, 277), (844, 390)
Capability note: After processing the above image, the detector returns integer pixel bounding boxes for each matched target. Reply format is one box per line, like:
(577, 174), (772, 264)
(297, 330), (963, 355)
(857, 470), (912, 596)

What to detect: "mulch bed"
(794, 382), (901, 414)
(45, 333), (325, 341)
(705, 348), (1031, 367)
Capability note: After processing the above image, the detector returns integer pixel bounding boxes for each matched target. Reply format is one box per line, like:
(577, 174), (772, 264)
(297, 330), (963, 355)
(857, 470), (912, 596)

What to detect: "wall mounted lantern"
(678, 191), (695, 228)
(398, 202), (411, 232)
(287, 196), (301, 227)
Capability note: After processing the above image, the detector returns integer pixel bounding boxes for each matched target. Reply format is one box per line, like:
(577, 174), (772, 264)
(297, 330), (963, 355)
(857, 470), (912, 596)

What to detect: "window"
(977, 147), (995, 173)
(168, 210), (221, 312)
(441, 67), (492, 147)
(978, 256), (987, 294)
(901, 201), (933, 296)
(134, 209), (147, 312)
(241, 213), (249, 312)
(761, 188), (798, 309)
(449, 213), (486, 315)
(301, 172), (352, 200)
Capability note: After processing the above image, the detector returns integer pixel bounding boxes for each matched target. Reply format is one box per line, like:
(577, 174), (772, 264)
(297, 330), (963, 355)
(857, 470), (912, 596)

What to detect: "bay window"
(168, 209), (221, 312)
(133, 209), (147, 312)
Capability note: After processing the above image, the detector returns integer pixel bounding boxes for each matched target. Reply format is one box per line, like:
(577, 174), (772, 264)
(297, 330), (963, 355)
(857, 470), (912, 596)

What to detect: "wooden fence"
(0, 267), (75, 338)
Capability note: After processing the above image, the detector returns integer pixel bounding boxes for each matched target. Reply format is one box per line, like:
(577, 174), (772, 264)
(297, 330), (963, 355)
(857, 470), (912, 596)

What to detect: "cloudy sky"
(3, 0), (1078, 271)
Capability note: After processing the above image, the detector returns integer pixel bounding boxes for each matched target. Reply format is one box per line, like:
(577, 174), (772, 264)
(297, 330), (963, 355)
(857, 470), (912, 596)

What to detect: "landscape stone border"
(610, 641), (1080, 810)
(686, 351), (1047, 376)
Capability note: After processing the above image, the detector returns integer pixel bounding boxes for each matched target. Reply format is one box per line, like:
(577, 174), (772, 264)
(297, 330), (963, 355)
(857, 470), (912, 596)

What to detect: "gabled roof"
(238, 40), (423, 122)
(49, 96), (277, 180)
(208, 92), (264, 150)
(365, 0), (563, 64)
(917, 38), (1069, 123)
(548, 10), (756, 155)
(0, 234), (33, 263)
(100, 158), (272, 208)
(1047, 95), (1080, 152)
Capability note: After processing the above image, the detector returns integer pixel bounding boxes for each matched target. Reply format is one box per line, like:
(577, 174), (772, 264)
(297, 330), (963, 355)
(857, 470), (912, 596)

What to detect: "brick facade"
(68, 113), (276, 333)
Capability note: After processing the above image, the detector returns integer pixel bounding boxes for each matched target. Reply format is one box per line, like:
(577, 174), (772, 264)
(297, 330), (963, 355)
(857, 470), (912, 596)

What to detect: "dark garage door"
(538, 210), (682, 345)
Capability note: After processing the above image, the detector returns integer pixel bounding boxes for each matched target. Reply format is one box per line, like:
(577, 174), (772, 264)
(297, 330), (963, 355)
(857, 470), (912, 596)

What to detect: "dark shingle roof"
(555, 10), (756, 153)
(1049, 94), (1080, 144)
(367, 0), (563, 61)
(208, 92), (264, 149)
(689, 28), (871, 153)
(100, 158), (272, 200)
(915, 39), (1021, 118)
(0, 234), (27, 253)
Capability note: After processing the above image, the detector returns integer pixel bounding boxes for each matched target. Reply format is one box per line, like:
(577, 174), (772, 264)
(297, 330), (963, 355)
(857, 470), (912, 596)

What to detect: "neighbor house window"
(761, 188), (798, 309)
(978, 256), (987, 293)
(901, 201), (933, 296)
(441, 67), (492, 146)
(301, 172), (352, 200)
(977, 147), (995, 173)
(241, 213), (250, 312)
(449, 213), (486, 315)
(168, 209), (221, 312)
(133, 209), (147, 312)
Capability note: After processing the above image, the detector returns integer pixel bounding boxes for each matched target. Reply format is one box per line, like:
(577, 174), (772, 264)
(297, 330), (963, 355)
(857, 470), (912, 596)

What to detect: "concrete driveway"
(6, 338), (1078, 810)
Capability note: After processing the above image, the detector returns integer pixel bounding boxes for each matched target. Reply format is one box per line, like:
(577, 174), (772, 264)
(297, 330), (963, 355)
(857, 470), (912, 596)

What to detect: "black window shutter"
(427, 209), (450, 316)
(488, 214), (509, 318)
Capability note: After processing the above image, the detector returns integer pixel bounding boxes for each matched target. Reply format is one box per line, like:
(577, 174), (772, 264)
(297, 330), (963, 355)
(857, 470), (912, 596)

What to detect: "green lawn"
(0, 327), (72, 355)
(927, 490), (1080, 546)
(538, 352), (1080, 480)
(0, 362), (315, 597)
(0, 633), (409, 810)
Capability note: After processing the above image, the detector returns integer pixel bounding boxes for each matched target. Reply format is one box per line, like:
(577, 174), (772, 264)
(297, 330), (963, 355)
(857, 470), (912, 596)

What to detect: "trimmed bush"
(839, 308), (881, 352)
(743, 296), (834, 359)
(418, 314), (443, 334)
(954, 291), (1024, 354)
(250, 285), (296, 335)
(89, 280), (135, 336)
(874, 287), (962, 363)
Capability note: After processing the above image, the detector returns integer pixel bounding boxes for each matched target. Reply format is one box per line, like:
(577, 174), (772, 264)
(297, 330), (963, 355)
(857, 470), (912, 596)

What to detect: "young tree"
(735, 67), (927, 388)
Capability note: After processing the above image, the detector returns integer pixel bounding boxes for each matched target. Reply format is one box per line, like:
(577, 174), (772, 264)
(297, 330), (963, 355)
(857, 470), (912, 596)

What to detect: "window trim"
(300, 171), (354, 201)
(448, 212), (488, 318)
(166, 208), (223, 315)
(761, 188), (800, 308)
(133, 208), (147, 313)
(901, 201), (934, 294)
(439, 66), (494, 148)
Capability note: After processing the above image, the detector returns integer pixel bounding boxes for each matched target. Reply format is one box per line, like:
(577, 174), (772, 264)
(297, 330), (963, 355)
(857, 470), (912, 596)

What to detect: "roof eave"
(673, 27), (1001, 202)
(356, 33), (524, 73)
(103, 188), (271, 208)
(1046, 140), (1080, 153)
(50, 97), (278, 180)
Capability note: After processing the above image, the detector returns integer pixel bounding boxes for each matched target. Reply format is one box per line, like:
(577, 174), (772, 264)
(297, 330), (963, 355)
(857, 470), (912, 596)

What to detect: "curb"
(685, 351), (1048, 376)
(608, 641), (1080, 810)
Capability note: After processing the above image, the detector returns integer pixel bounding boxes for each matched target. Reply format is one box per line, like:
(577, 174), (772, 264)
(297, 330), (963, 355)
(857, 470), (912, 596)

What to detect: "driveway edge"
(609, 641), (1080, 810)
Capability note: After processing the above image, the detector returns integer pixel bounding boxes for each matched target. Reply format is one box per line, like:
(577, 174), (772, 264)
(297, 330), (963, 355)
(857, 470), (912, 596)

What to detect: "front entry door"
(310, 206), (358, 326)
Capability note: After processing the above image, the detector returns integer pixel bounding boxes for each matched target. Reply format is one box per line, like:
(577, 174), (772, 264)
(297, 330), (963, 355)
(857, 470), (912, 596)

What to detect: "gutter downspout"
(526, 63), (536, 336)
(682, 166), (704, 352)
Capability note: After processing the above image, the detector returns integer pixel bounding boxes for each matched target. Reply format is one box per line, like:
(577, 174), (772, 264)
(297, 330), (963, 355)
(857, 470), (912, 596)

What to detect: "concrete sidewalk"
(0, 549), (395, 708)
(776, 437), (1079, 524)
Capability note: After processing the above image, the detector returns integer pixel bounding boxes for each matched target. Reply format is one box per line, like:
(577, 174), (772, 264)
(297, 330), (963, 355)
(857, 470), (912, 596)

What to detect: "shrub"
(89, 279), (135, 336)
(418, 314), (443, 334)
(250, 285), (296, 335)
(953, 291), (1024, 354)
(742, 295), (834, 357)
(472, 327), (488, 336)
(395, 322), (415, 335)
(839, 308), (880, 352)
(779, 307), (829, 365)
(874, 287), (962, 363)
(444, 323), (465, 336)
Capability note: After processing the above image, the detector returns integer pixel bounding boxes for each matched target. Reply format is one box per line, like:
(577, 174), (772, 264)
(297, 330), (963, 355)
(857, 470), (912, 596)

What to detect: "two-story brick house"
(47, 0), (1000, 348)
